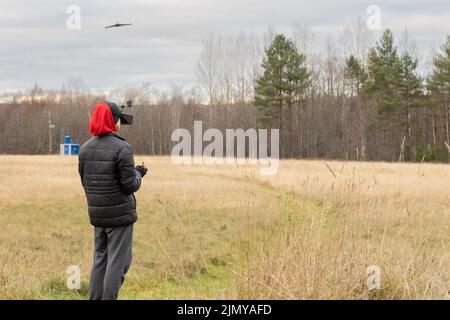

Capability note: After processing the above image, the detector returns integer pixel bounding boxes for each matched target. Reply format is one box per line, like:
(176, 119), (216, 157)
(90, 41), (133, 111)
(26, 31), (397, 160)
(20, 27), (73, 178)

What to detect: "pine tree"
(428, 36), (450, 145)
(285, 45), (310, 107)
(429, 36), (450, 93)
(255, 34), (309, 123)
(365, 29), (400, 127)
(344, 55), (367, 96)
(254, 34), (309, 156)
(392, 52), (423, 160)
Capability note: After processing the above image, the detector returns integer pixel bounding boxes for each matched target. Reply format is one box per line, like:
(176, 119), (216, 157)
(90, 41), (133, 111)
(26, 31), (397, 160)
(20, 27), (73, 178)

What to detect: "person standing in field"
(78, 101), (148, 300)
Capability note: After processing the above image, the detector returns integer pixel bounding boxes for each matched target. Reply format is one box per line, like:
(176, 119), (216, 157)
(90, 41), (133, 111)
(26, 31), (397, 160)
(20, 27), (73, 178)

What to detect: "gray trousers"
(89, 224), (133, 300)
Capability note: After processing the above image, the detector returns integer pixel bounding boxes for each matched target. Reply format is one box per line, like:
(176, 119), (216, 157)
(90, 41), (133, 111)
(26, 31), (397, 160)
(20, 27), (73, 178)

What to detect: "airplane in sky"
(105, 22), (132, 29)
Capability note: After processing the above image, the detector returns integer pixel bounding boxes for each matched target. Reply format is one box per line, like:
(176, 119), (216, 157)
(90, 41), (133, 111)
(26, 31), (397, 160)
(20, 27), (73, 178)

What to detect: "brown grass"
(0, 156), (449, 299)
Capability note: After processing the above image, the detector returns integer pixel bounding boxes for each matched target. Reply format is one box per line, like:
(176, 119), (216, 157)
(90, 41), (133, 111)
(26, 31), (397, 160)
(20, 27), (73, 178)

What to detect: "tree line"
(0, 23), (449, 162)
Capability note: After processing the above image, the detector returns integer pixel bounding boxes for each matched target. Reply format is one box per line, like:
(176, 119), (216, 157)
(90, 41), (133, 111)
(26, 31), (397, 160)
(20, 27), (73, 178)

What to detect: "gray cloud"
(0, 0), (449, 91)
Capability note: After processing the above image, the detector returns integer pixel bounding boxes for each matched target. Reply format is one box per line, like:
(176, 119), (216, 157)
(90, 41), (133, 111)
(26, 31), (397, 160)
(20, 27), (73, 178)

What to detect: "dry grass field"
(0, 155), (450, 299)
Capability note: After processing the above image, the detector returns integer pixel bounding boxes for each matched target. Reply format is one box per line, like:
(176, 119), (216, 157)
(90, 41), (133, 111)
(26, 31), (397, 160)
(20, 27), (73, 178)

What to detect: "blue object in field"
(60, 134), (80, 156)
(71, 144), (79, 155)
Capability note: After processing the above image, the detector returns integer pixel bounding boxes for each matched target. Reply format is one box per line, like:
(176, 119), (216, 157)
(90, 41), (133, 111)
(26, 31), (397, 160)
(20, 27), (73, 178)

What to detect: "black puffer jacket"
(78, 133), (142, 227)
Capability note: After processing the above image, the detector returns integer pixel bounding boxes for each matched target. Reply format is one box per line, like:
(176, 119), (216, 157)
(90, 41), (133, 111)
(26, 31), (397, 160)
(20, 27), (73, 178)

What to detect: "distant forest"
(1, 22), (450, 162)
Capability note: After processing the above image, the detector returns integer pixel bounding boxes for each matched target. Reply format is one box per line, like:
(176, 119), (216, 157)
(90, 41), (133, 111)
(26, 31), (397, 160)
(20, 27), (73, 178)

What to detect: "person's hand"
(135, 163), (148, 178)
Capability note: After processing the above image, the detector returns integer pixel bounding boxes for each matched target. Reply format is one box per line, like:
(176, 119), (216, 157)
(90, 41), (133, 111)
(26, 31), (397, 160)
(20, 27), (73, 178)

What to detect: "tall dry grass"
(0, 156), (277, 298)
(0, 156), (449, 299)
(215, 160), (450, 299)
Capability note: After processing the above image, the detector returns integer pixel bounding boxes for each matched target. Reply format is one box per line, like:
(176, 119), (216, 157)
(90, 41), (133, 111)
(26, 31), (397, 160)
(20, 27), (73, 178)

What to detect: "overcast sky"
(0, 0), (449, 92)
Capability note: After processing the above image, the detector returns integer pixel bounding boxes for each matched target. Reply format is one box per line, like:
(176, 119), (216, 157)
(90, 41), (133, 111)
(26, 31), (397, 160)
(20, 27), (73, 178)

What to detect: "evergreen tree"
(428, 36), (450, 144)
(344, 55), (367, 95)
(392, 52), (423, 160)
(365, 29), (400, 127)
(255, 34), (309, 126)
(285, 44), (310, 107)
(429, 36), (450, 94)
(254, 34), (309, 157)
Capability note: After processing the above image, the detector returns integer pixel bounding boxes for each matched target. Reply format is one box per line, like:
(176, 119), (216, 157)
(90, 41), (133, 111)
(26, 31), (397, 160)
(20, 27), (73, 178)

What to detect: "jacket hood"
(89, 102), (116, 136)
